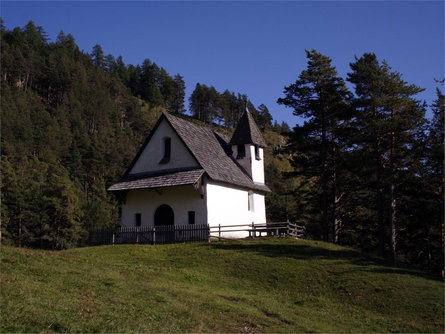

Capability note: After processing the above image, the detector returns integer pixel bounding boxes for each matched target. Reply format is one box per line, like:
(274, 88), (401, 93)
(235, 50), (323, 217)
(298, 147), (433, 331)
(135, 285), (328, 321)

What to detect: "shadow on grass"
(203, 240), (442, 282)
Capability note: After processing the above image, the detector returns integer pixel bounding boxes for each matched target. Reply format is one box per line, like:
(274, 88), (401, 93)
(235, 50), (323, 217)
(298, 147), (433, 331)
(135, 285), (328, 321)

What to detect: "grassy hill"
(1, 238), (443, 333)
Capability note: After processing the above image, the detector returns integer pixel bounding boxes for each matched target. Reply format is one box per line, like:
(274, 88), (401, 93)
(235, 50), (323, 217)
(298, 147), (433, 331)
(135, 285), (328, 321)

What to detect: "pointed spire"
(229, 109), (267, 148)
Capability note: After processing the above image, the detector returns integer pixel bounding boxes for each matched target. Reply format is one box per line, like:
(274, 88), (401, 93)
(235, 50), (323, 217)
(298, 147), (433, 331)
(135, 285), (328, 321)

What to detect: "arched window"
(159, 137), (171, 164)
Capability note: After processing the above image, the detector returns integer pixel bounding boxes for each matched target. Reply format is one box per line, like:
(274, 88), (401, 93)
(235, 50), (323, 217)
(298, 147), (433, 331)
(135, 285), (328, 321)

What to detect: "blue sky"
(1, 1), (443, 126)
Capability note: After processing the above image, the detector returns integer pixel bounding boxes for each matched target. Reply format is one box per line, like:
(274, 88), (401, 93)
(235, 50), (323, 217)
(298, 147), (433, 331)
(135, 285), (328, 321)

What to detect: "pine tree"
(1, 22), (154, 249)
(172, 74), (186, 114)
(159, 67), (175, 110)
(104, 54), (117, 73)
(91, 44), (104, 68)
(189, 83), (205, 121)
(116, 56), (129, 83)
(257, 104), (273, 130)
(139, 59), (164, 105)
(42, 165), (82, 249)
(427, 85), (444, 274)
(348, 54), (425, 260)
(278, 49), (351, 242)
(347, 54), (387, 254)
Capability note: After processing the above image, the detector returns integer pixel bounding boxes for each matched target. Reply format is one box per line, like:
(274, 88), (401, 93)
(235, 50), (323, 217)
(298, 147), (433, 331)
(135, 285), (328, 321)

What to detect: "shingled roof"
(108, 168), (205, 192)
(229, 109), (267, 148)
(109, 113), (270, 193)
(164, 113), (270, 192)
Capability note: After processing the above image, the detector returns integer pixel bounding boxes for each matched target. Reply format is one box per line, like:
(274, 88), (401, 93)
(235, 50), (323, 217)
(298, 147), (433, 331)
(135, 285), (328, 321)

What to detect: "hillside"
(2, 238), (443, 333)
(1, 21), (291, 251)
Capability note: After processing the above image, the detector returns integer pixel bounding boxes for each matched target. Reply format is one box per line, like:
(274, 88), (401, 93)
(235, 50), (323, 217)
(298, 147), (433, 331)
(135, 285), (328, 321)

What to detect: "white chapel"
(108, 110), (270, 237)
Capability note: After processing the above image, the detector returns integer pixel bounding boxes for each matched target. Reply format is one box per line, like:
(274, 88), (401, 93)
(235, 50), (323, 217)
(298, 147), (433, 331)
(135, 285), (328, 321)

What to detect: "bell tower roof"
(229, 108), (267, 148)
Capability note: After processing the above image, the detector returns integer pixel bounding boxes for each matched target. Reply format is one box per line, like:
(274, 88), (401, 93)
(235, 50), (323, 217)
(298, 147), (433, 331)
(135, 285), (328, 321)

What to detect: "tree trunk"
(441, 154), (444, 277)
(321, 111), (329, 242)
(333, 191), (345, 245)
(374, 107), (385, 258)
(377, 149), (385, 257)
(389, 130), (396, 262)
(332, 144), (342, 244)
(18, 209), (23, 248)
(24, 70), (30, 92)
(332, 164), (338, 244)
(441, 202), (445, 278)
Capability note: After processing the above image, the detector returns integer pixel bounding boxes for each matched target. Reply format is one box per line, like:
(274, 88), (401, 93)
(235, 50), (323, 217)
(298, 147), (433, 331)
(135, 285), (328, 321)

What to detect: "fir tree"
(348, 53), (425, 260)
(172, 74), (186, 114)
(278, 49), (351, 242)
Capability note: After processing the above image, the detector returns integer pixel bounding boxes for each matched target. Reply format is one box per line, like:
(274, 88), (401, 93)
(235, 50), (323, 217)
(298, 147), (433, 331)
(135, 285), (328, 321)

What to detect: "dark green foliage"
(2, 21), (441, 276)
(171, 74), (186, 114)
(189, 83), (219, 123)
(256, 104), (273, 130)
(347, 54), (426, 261)
(1, 22), (158, 249)
(189, 83), (273, 129)
(117, 58), (183, 110)
(278, 50), (443, 274)
(91, 44), (104, 68)
(278, 49), (352, 242)
(0, 21), (280, 251)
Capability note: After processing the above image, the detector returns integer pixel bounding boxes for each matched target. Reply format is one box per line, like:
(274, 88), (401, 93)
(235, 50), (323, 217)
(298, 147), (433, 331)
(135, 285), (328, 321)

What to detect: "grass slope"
(1, 238), (443, 333)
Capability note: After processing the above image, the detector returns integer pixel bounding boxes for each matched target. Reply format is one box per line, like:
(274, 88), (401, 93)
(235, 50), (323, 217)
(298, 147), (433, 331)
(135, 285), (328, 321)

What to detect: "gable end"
(124, 114), (201, 176)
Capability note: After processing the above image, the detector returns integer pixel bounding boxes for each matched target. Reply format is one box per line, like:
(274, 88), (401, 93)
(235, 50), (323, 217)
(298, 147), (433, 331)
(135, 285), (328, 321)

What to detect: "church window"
(135, 213), (142, 227)
(237, 144), (245, 159)
(248, 192), (254, 212)
(255, 145), (261, 160)
(188, 211), (195, 225)
(159, 137), (171, 164)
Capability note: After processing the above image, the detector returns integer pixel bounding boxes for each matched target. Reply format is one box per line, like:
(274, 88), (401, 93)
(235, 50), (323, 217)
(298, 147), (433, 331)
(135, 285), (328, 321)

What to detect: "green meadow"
(2, 238), (443, 333)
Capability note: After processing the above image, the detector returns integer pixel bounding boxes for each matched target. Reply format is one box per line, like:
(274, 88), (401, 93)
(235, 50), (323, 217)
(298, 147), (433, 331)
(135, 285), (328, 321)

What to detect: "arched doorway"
(154, 204), (174, 226)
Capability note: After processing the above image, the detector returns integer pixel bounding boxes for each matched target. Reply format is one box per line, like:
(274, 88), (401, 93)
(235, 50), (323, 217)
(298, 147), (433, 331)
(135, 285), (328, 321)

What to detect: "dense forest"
(1, 21), (443, 275)
(276, 50), (444, 274)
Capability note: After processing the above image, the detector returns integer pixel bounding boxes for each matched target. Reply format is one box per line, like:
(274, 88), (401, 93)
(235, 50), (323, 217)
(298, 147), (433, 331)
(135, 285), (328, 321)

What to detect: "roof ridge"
(165, 112), (221, 133)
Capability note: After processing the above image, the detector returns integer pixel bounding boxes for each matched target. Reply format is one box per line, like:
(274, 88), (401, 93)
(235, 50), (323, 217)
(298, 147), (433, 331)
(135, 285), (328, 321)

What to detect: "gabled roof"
(229, 109), (267, 148)
(108, 168), (205, 191)
(109, 113), (270, 193)
(164, 113), (270, 192)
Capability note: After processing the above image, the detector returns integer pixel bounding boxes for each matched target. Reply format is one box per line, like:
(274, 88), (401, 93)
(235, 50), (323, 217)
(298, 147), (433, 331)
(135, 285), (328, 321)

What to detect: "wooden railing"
(88, 224), (210, 246)
(209, 222), (305, 241)
(288, 222), (306, 239)
(87, 222), (306, 246)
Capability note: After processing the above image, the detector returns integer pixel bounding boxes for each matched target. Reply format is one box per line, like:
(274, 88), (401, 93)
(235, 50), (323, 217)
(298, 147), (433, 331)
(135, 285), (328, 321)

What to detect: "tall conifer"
(278, 49), (351, 241)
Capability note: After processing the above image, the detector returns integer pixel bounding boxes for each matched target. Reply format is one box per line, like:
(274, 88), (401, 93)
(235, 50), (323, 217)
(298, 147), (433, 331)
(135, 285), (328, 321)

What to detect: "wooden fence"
(88, 224), (210, 246)
(87, 222), (305, 246)
(288, 222), (306, 239)
(209, 222), (305, 241)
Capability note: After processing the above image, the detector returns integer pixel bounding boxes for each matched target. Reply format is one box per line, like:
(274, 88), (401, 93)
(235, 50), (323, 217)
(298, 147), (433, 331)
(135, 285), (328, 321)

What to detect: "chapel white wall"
(231, 144), (265, 184)
(206, 180), (266, 238)
(130, 119), (199, 174)
(121, 185), (207, 227)
(250, 146), (265, 184)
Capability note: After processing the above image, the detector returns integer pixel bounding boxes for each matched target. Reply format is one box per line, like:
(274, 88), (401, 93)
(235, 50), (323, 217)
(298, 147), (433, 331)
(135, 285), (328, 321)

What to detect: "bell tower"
(229, 109), (267, 185)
